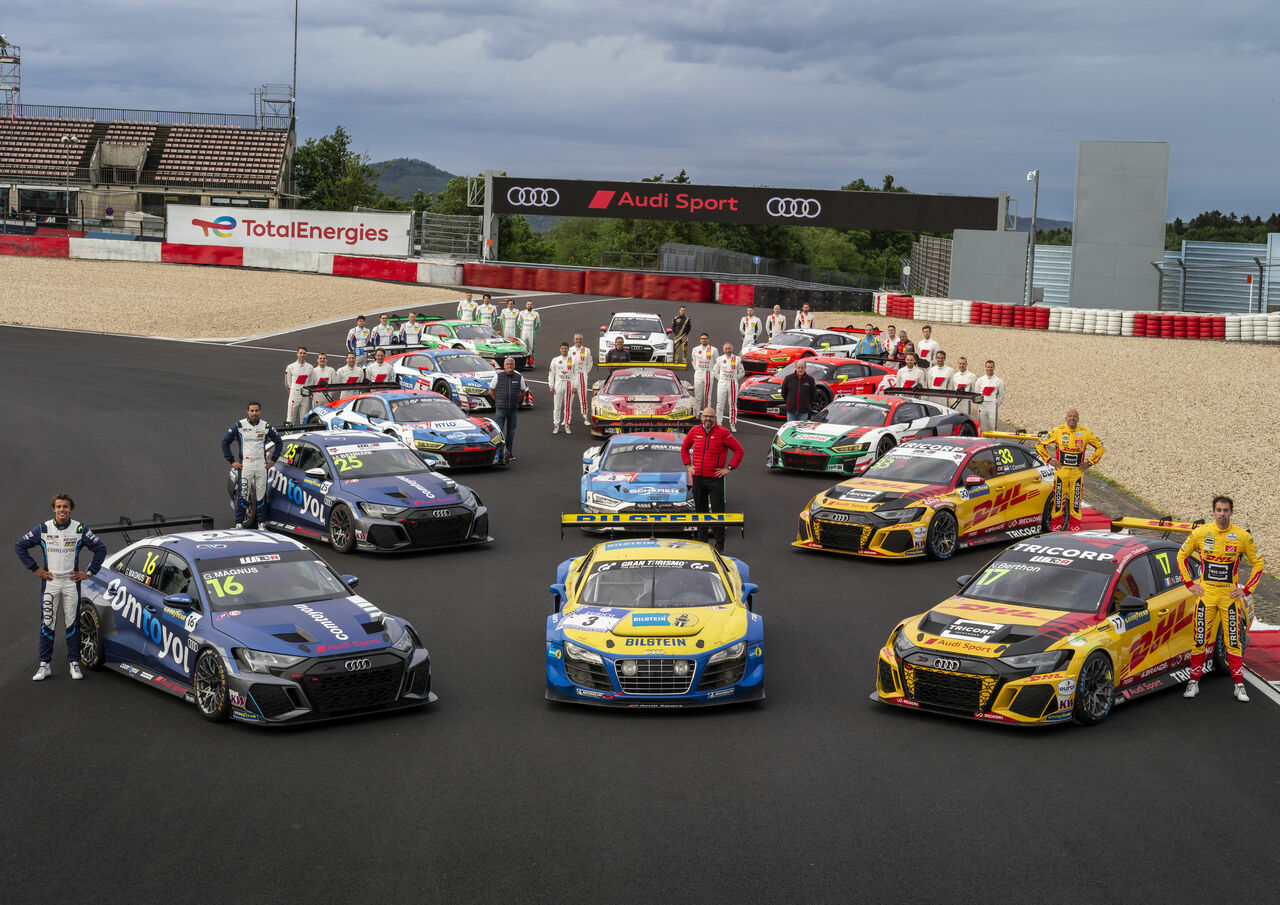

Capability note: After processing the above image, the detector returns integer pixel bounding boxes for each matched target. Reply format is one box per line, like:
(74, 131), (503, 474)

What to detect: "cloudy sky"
(6, 1), (1278, 220)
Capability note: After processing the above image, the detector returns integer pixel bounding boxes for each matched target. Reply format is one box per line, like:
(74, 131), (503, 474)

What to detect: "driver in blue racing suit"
(16, 493), (107, 681)
(222, 401), (283, 529)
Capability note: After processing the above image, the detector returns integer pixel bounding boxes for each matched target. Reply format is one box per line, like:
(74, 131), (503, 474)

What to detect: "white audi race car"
(598, 312), (674, 363)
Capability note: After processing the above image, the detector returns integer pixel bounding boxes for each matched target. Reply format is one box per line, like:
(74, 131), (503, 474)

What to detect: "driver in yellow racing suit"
(1177, 495), (1263, 702)
(1035, 409), (1105, 531)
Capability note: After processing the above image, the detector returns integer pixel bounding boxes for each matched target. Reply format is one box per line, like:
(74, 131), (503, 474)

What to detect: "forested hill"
(373, 158), (457, 201)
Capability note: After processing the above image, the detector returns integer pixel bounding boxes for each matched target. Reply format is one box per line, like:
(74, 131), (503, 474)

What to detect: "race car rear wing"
(560, 512), (745, 538)
(596, 360), (687, 370)
(88, 514), (215, 545)
(982, 430), (1050, 442)
(1110, 516), (1204, 538)
(301, 381), (406, 398)
(883, 386), (984, 404)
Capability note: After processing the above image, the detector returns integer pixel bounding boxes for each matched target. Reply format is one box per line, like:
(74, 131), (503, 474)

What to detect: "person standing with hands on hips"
(222, 402), (282, 530)
(566, 333), (594, 427)
(671, 306), (691, 365)
(16, 493), (108, 681)
(1177, 495), (1264, 703)
(681, 409), (744, 552)
(518, 299), (541, 366)
(476, 294), (498, 330)
(1035, 409), (1105, 532)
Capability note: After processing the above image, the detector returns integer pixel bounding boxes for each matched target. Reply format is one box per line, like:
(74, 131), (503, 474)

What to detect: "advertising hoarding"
(166, 205), (412, 256)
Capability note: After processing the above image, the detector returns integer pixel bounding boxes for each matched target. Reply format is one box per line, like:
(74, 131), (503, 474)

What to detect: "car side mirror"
(550, 583), (566, 612)
(163, 593), (196, 609)
(955, 574), (972, 588)
(599, 326), (607, 331)
(305, 467), (327, 478)
(741, 582), (758, 610)
(963, 474), (985, 486)
(666, 328), (673, 334)
(592, 381), (603, 391)
(1119, 595), (1146, 613)
(341, 574), (359, 589)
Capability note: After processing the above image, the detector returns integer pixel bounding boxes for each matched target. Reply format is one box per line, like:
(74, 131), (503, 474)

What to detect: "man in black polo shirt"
(485, 358), (528, 462)
(781, 359), (817, 422)
(605, 337), (632, 363)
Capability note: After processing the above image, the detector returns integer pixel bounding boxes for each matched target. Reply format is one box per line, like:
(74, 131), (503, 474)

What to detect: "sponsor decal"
(547, 644), (563, 660)
(104, 579), (193, 674)
(239, 554), (281, 565)
(294, 603), (349, 641)
(560, 606), (626, 633)
(1045, 711), (1073, 722)
(1127, 601), (1195, 666)
(215, 610), (241, 621)
(624, 637), (687, 647)
(229, 690), (247, 708)
(315, 638), (381, 654)
(574, 687), (610, 699)
(1057, 679), (1076, 695)
(707, 688), (736, 699)
(932, 658), (962, 671)
(974, 711), (1009, 722)
(940, 619), (1003, 643)
(631, 612), (671, 627)
(1011, 542), (1114, 562)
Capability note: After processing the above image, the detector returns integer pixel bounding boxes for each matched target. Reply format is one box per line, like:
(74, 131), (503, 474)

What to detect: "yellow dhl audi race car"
(546, 516), (764, 707)
(874, 527), (1239, 726)
(795, 437), (1055, 559)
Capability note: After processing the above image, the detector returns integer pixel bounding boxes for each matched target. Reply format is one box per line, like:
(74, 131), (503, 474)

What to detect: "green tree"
(292, 125), (383, 211)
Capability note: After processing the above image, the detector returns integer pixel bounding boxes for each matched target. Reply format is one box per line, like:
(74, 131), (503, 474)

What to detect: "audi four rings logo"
(766, 197), (822, 218)
(506, 187), (560, 207)
(933, 658), (961, 671)
(823, 513), (851, 522)
(345, 658), (371, 672)
(432, 509), (452, 519)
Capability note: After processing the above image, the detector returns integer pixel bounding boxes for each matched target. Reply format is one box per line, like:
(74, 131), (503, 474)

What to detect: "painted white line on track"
(1244, 669), (1280, 708)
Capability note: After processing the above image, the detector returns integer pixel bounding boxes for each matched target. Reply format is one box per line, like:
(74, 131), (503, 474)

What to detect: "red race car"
(740, 328), (862, 376)
(736, 357), (898, 418)
(589, 366), (699, 437)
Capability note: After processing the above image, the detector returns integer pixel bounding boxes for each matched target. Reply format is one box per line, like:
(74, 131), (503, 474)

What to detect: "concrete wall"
(1069, 141), (1169, 310)
(948, 229), (1030, 304)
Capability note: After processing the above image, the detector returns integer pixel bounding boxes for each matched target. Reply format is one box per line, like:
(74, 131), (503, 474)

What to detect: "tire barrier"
(463, 263), (713, 303)
(749, 286), (873, 313)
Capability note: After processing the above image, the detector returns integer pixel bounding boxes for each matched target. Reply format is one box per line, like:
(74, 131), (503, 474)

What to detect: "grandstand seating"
(103, 120), (158, 146)
(155, 124), (287, 189)
(0, 117), (95, 180)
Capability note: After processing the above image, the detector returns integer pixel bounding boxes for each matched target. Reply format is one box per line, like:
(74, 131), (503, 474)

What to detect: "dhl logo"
(1127, 601), (1194, 665)
(970, 484), (1036, 523)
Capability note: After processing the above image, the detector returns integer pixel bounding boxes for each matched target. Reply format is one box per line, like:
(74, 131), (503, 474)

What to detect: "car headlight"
(360, 501), (407, 518)
(462, 386), (488, 396)
(831, 443), (869, 454)
(770, 356), (790, 362)
(392, 622), (414, 653)
(656, 341), (671, 349)
(585, 491), (627, 511)
(708, 640), (747, 664)
(998, 650), (1072, 675)
(769, 392), (784, 400)
(892, 625), (914, 656)
(564, 641), (603, 665)
(235, 648), (306, 674)
(595, 403), (620, 417)
(877, 507), (926, 524)
(415, 439), (445, 450)
(670, 402), (692, 415)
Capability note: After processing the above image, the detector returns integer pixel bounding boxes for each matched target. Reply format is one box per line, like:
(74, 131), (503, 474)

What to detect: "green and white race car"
(420, 317), (531, 369)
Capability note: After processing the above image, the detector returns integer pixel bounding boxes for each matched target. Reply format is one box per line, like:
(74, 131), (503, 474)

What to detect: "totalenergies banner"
(492, 177), (1000, 232)
(165, 205), (412, 256)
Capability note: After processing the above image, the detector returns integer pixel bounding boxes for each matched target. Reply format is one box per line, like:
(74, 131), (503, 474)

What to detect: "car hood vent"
(273, 629), (317, 644)
(362, 619), (387, 634)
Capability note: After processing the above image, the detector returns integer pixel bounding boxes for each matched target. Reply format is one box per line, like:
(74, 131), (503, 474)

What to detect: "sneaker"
(1183, 680), (1199, 699)
(69, 662), (83, 680)
(583, 419), (590, 427)
(234, 523), (244, 529)
(1234, 683), (1250, 703)
(730, 424), (738, 433)
(552, 426), (559, 434)
(32, 663), (52, 681)
(564, 424), (571, 435)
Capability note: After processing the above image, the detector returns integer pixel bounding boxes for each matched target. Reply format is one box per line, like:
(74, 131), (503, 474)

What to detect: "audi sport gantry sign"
(493, 177), (1000, 232)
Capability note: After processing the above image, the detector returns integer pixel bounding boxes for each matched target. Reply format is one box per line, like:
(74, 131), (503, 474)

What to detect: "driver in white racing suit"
(16, 493), (108, 681)
(221, 401), (283, 529)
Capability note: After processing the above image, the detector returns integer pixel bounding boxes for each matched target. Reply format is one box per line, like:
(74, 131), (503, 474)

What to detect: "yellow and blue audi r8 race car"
(795, 437), (1055, 560)
(873, 525), (1236, 726)
(546, 517), (763, 707)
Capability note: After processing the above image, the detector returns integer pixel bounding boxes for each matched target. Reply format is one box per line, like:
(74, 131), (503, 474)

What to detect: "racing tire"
(1072, 651), (1114, 726)
(875, 435), (896, 460)
(193, 650), (231, 723)
(78, 603), (105, 671)
(812, 387), (832, 413)
(1039, 495), (1054, 535)
(433, 380), (452, 401)
(305, 413), (324, 426)
(328, 504), (357, 554)
(959, 422), (977, 437)
(925, 510), (958, 560)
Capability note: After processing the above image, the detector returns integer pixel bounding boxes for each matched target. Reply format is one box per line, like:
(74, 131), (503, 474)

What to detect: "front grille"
(737, 398), (779, 415)
(402, 508), (472, 546)
(616, 659), (696, 695)
(304, 662), (404, 714)
(782, 451), (830, 471)
(905, 665), (999, 712)
(406, 665), (431, 697)
(250, 683), (297, 718)
(442, 447), (498, 467)
(1009, 684), (1056, 718)
(626, 346), (654, 361)
(367, 524), (407, 548)
(814, 520), (871, 551)
(697, 656), (746, 691)
(566, 659), (612, 692)
(878, 658), (898, 694)
(742, 359), (770, 375)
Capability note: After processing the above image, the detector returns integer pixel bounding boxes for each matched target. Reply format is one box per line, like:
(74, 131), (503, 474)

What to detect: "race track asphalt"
(2, 289), (1277, 905)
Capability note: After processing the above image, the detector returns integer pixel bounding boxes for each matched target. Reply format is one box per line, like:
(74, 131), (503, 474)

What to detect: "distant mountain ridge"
(1014, 215), (1072, 233)
(373, 158), (457, 201)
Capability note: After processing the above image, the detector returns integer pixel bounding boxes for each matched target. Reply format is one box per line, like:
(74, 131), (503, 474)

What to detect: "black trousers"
(691, 475), (727, 549)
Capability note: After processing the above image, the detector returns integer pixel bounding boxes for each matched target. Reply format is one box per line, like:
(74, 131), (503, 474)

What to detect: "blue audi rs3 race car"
(76, 520), (436, 725)
(580, 432), (692, 521)
(227, 430), (492, 553)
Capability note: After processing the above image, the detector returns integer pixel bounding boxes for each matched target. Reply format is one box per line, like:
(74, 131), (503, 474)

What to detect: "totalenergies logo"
(192, 215), (237, 238)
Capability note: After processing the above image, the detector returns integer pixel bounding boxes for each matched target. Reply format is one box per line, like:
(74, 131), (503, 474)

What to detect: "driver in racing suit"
(566, 333), (593, 427)
(518, 301), (541, 365)
(1178, 495), (1264, 702)
(1035, 409), (1105, 531)
(222, 402), (283, 529)
(713, 342), (745, 432)
(16, 493), (107, 681)
(691, 333), (717, 412)
(548, 343), (573, 434)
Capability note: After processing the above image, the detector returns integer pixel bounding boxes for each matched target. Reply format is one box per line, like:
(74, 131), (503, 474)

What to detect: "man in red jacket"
(681, 407), (745, 551)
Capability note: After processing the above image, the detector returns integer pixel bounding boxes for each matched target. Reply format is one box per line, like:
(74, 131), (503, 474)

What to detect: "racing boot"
(69, 662), (83, 680)
(1183, 680), (1199, 699)
(32, 662), (52, 681)
(1233, 683), (1250, 703)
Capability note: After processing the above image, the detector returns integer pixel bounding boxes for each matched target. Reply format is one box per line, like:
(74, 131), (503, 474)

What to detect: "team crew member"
(222, 402), (282, 529)
(364, 348), (393, 383)
(766, 305), (787, 341)
(605, 337), (631, 363)
(498, 299), (521, 338)
(346, 315), (371, 366)
(681, 409), (745, 551)
(548, 342), (573, 434)
(892, 331), (916, 366)
(1178, 495), (1264, 702)
(476, 294), (498, 329)
(917, 324), (941, 366)
(399, 312), (426, 347)
(895, 352), (926, 391)
(951, 357), (978, 414)
(518, 300), (541, 364)
(334, 352), (365, 391)
(739, 307), (763, 351)
(284, 347), (314, 424)
(796, 304), (815, 329)
(974, 360), (1005, 431)
(1035, 409), (1105, 532)
(456, 292), (478, 322)
(855, 323), (881, 358)
(485, 358), (528, 461)
(883, 324), (898, 353)
(309, 352), (337, 406)
(691, 333), (717, 412)
(926, 350), (955, 391)
(566, 333), (593, 426)
(370, 313), (396, 349)
(713, 342), (745, 432)
(671, 306), (691, 365)
(16, 493), (107, 681)
(781, 359), (817, 422)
